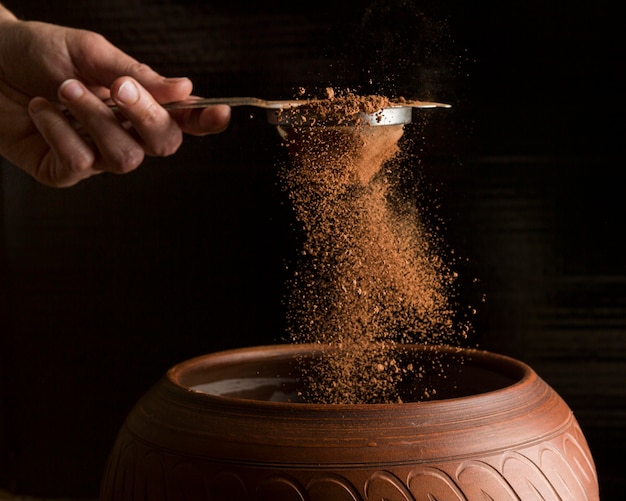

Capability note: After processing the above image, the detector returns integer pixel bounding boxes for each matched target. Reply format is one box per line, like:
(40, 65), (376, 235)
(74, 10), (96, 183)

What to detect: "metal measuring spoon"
(101, 96), (450, 127)
(158, 96), (451, 126)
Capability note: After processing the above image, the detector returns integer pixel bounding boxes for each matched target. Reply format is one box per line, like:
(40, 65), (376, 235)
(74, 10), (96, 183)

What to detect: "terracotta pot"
(100, 344), (599, 500)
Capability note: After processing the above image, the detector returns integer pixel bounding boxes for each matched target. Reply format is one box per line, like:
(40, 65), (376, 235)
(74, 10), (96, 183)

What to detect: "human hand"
(0, 9), (230, 187)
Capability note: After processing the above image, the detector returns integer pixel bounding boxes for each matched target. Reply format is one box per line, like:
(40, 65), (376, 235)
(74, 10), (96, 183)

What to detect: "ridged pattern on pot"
(100, 414), (596, 500)
(99, 345), (599, 500)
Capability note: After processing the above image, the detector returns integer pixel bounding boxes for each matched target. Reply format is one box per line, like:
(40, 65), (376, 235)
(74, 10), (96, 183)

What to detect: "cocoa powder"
(278, 90), (466, 404)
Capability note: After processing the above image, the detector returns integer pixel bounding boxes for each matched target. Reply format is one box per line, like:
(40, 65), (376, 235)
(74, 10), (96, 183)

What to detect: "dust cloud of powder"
(277, 101), (469, 404)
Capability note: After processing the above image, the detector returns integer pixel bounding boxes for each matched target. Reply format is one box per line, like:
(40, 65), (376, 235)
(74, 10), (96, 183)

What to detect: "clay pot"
(100, 344), (599, 500)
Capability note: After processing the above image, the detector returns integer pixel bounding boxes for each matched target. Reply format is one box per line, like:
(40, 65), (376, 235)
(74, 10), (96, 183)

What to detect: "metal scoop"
(157, 96), (451, 126)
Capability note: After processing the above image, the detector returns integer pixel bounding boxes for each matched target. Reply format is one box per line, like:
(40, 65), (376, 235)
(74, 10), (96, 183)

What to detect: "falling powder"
(277, 90), (468, 404)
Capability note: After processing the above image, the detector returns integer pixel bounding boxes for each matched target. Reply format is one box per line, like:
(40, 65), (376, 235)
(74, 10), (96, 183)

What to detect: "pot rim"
(122, 343), (573, 465)
(165, 343), (534, 410)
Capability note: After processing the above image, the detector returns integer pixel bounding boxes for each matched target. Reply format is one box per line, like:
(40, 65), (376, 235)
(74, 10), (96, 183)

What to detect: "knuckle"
(147, 129), (183, 157)
(126, 61), (153, 77)
(108, 145), (144, 174)
(43, 153), (95, 187)
(65, 150), (96, 175)
(160, 131), (183, 156)
(76, 30), (108, 56)
(140, 101), (165, 125)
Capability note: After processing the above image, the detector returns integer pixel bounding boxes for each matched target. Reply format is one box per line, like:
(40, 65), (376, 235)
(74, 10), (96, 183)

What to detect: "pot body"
(100, 344), (599, 500)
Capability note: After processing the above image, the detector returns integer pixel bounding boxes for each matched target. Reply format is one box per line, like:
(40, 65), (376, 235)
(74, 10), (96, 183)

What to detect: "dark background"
(1, 0), (624, 498)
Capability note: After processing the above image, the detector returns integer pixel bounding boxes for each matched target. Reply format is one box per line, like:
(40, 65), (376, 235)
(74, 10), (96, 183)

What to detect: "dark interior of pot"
(176, 345), (525, 404)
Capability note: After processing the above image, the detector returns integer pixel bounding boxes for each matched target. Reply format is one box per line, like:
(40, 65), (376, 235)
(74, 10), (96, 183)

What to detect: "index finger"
(169, 105), (232, 136)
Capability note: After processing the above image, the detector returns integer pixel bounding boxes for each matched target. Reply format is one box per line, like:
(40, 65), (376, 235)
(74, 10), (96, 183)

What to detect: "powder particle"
(278, 90), (466, 404)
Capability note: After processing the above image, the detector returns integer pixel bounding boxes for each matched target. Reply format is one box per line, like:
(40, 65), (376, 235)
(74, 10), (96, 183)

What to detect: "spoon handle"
(104, 96), (450, 114)
(160, 97), (305, 110)
(159, 97), (451, 111)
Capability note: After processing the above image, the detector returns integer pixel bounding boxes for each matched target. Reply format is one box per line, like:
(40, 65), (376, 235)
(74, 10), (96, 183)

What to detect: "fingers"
(27, 97), (98, 187)
(27, 76), (230, 187)
(110, 76), (231, 137)
(58, 79), (146, 171)
(171, 105), (232, 136)
(200, 105), (231, 134)
(110, 77), (184, 157)
(26, 78), (148, 185)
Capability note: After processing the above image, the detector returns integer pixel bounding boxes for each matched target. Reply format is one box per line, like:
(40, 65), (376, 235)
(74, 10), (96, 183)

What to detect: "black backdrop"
(1, 0), (624, 498)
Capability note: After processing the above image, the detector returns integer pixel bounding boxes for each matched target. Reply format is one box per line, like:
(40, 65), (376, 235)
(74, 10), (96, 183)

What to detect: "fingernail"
(117, 80), (140, 104)
(28, 97), (47, 114)
(59, 79), (85, 101)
